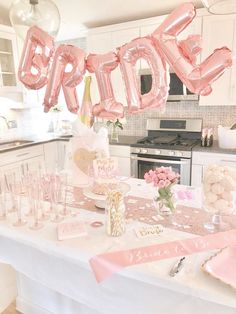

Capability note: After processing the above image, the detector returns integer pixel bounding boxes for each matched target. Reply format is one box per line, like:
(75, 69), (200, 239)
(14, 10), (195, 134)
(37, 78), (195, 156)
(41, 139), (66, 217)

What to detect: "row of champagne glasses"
(0, 161), (73, 230)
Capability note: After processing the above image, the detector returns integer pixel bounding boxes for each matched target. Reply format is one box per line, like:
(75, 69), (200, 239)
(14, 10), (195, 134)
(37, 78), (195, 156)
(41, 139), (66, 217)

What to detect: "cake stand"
(83, 182), (130, 209)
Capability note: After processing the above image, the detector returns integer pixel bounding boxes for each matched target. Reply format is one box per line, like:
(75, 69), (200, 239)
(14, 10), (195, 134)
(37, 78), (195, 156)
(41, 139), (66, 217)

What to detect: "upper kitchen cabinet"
(0, 25), (20, 94)
(87, 27), (140, 107)
(111, 27), (140, 106)
(87, 32), (112, 106)
(199, 14), (236, 106)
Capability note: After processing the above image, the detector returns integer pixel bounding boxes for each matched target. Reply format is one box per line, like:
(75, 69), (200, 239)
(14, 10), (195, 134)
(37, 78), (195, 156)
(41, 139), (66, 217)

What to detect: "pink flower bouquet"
(144, 167), (180, 213)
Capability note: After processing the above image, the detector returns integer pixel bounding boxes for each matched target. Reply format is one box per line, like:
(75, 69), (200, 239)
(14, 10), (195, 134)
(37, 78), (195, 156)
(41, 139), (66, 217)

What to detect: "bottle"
(201, 128), (208, 147)
(206, 128), (213, 147)
(79, 76), (94, 128)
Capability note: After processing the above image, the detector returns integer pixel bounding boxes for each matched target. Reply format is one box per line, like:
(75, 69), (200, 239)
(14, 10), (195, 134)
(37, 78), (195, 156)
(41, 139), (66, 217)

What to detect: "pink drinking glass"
(50, 174), (64, 223)
(12, 179), (27, 227)
(29, 178), (44, 230)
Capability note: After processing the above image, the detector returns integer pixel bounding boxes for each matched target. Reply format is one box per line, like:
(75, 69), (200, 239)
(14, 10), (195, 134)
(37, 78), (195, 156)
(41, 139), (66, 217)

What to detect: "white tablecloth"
(0, 179), (235, 314)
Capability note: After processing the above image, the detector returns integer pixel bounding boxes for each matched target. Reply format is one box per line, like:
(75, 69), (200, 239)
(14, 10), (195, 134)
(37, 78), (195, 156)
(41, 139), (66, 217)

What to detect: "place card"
(134, 225), (163, 238)
(57, 220), (87, 241)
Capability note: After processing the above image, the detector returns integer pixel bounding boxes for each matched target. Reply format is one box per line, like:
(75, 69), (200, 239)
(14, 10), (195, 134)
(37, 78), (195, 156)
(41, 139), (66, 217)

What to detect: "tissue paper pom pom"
(222, 191), (233, 202)
(207, 164), (218, 171)
(213, 198), (228, 211)
(205, 191), (218, 203)
(221, 204), (233, 214)
(204, 201), (218, 213)
(211, 183), (224, 195)
(220, 176), (236, 191)
(205, 173), (224, 184)
(203, 183), (211, 193)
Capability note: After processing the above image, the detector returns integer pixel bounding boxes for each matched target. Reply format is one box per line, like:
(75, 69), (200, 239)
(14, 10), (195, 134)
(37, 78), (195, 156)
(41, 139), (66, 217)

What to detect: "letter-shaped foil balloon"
(18, 26), (54, 90)
(86, 52), (124, 120)
(118, 37), (169, 113)
(152, 2), (233, 96)
(44, 45), (86, 113)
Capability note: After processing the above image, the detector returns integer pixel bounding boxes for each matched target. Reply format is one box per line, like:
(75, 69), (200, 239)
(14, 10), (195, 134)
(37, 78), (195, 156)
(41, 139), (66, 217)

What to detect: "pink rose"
(158, 180), (166, 188)
(158, 173), (167, 180)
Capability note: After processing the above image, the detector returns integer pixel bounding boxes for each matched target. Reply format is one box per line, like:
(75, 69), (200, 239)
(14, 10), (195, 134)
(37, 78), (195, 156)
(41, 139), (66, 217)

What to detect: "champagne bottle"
(79, 76), (94, 128)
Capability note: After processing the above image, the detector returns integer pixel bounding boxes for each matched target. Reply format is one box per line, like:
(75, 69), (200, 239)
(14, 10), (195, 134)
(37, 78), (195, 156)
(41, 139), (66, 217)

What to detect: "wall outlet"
(8, 120), (17, 129)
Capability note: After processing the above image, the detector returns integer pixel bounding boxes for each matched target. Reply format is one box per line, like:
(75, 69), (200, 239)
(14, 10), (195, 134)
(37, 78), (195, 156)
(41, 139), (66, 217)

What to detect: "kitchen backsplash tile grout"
(95, 101), (236, 138)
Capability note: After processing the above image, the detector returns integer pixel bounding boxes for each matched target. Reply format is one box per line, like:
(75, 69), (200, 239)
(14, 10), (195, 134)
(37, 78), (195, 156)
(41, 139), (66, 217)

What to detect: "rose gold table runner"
(68, 186), (236, 236)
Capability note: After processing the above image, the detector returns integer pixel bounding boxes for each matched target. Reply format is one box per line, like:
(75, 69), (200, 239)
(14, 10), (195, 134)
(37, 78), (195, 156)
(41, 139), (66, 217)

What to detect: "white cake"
(92, 157), (118, 195)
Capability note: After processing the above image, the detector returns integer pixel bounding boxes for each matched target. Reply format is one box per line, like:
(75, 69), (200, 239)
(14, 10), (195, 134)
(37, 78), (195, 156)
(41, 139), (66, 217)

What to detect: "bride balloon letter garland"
(18, 2), (232, 119)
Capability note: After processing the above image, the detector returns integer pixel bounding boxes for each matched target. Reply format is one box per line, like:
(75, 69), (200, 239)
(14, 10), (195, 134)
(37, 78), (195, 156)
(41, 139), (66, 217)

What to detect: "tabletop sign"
(93, 157), (118, 179)
(135, 225), (163, 238)
(57, 220), (87, 241)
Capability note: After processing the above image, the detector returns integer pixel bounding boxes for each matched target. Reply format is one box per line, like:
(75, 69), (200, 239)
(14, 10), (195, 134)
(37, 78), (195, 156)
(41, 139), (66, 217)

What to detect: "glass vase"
(153, 187), (176, 217)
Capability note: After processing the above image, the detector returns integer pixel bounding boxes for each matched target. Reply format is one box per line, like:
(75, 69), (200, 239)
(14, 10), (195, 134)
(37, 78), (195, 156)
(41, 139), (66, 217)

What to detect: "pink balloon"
(152, 2), (233, 96)
(18, 26), (54, 90)
(44, 45), (86, 113)
(86, 52), (124, 120)
(178, 34), (202, 64)
(118, 37), (169, 113)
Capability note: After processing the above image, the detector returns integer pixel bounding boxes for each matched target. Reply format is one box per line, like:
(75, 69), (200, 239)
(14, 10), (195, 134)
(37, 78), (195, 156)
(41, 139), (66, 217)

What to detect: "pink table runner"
(65, 186), (236, 236)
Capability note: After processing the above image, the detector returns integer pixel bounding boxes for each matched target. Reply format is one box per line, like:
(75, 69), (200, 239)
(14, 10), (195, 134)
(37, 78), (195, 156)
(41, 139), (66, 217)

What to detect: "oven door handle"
(130, 155), (189, 165)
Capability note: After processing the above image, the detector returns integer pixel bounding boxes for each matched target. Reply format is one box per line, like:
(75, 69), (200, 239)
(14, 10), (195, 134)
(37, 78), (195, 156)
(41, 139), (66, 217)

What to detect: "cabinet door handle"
(220, 159), (236, 164)
(16, 152), (30, 158)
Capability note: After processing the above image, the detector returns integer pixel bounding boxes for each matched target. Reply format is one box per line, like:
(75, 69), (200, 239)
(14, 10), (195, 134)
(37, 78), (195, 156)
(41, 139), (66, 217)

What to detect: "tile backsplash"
(96, 101), (236, 139)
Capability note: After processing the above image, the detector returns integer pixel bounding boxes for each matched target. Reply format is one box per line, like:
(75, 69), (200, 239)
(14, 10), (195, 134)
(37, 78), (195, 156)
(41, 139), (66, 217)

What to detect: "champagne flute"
(13, 177), (27, 227)
(51, 174), (64, 223)
(0, 177), (7, 221)
(60, 172), (70, 216)
(29, 177), (44, 230)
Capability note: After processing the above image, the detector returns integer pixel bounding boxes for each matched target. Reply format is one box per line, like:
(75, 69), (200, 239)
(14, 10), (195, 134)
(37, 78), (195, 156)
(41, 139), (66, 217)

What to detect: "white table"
(0, 179), (235, 314)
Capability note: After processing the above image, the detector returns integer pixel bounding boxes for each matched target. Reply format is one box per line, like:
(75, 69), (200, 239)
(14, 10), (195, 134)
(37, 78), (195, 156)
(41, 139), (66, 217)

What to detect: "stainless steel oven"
(130, 148), (191, 185)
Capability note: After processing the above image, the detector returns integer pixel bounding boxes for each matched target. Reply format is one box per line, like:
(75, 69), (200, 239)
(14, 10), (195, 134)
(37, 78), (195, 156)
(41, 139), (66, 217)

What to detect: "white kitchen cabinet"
(87, 32), (112, 106)
(0, 264), (16, 313)
(111, 27), (140, 106)
(0, 145), (45, 175)
(0, 25), (20, 94)
(199, 14), (236, 106)
(57, 140), (69, 171)
(44, 140), (69, 172)
(191, 151), (236, 186)
(43, 141), (58, 173)
(87, 27), (139, 107)
(109, 144), (130, 177)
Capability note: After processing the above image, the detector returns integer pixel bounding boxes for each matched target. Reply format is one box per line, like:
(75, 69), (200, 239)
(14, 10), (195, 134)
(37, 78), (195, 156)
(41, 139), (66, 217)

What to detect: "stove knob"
(155, 150), (161, 155)
(169, 151), (175, 156)
(136, 148), (141, 153)
(141, 149), (148, 154)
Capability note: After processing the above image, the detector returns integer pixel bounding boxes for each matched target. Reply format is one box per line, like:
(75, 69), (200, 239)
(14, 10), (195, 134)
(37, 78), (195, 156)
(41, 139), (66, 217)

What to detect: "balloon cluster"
(18, 2), (232, 120)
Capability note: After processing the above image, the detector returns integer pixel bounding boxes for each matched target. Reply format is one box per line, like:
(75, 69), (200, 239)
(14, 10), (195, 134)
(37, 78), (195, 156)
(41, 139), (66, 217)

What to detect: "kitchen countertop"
(193, 141), (236, 154)
(0, 134), (142, 153)
(0, 134), (72, 153)
(109, 135), (142, 146)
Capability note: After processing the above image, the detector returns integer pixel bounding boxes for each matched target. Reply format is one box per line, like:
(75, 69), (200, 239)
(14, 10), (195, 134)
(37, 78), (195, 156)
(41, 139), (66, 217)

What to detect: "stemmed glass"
(60, 172), (70, 216)
(4, 171), (17, 213)
(29, 176), (44, 230)
(0, 177), (7, 221)
(12, 174), (27, 227)
(50, 174), (64, 223)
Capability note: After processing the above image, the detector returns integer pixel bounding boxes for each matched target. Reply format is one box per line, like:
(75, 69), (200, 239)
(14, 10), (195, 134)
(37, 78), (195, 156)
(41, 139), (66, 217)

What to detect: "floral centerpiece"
(144, 166), (180, 215)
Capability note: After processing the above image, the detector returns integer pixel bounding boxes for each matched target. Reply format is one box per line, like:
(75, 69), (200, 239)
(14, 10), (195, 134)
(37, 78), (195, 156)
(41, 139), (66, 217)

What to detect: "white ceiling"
(0, 0), (203, 40)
